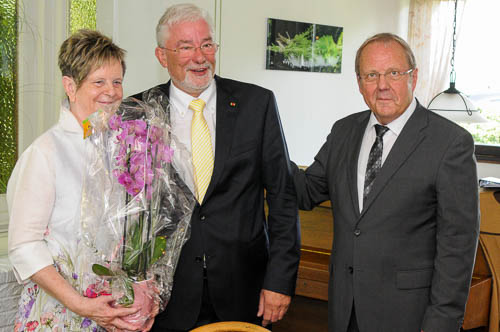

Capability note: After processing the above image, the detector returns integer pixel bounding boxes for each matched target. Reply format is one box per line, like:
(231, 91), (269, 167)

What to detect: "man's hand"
(257, 289), (291, 327)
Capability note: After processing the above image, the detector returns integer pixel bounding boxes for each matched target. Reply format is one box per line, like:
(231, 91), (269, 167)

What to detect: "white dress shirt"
(169, 80), (217, 194)
(357, 98), (417, 211)
(7, 101), (85, 282)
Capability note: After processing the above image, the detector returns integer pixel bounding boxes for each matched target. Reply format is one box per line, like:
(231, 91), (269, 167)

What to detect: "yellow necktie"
(190, 99), (214, 203)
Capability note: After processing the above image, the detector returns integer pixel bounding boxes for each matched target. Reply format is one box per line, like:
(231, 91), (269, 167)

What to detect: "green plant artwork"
(266, 18), (343, 73)
(0, 0), (17, 194)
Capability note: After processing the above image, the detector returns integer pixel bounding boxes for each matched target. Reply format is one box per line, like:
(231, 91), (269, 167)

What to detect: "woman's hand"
(30, 266), (142, 331)
(77, 295), (142, 331)
(111, 279), (161, 331)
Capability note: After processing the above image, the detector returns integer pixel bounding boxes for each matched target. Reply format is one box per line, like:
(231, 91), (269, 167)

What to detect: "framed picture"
(266, 18), (343, 73)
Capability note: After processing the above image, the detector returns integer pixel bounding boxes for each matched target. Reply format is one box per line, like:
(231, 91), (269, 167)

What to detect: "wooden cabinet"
(295, 203), (331, 301)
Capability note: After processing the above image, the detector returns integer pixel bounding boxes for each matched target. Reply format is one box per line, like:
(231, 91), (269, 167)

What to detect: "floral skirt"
(14, 281), (102, 332)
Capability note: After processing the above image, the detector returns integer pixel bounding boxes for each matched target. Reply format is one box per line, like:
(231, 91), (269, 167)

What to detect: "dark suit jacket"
(293, 101), (479, 332)
(132, 76), (300, 330)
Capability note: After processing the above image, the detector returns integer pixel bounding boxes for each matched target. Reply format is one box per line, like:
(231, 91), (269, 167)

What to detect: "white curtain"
(17, 0), (69, 153)
(0, 0), (69, 235)
(408, 0), (466, 107)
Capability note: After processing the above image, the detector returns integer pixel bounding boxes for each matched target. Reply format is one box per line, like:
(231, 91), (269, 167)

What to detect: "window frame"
(475, 144), (500, 163)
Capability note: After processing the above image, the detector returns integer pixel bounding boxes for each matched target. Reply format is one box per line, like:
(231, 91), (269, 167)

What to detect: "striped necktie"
(363, 124), (389, 204)
(190, 99), (214, 203)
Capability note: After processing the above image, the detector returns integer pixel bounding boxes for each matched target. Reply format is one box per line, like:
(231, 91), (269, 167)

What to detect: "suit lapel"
(359, 103), (428, 219)
(202, 76), (238, 203)
(347, 112), (371, 218)
(159, 82), (172, 121)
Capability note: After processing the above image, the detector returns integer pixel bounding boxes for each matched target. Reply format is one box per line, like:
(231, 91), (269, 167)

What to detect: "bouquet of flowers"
(79, 88), (195, 328)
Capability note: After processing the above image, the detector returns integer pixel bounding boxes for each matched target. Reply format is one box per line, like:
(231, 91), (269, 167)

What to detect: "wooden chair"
(190, 321), (270, 332)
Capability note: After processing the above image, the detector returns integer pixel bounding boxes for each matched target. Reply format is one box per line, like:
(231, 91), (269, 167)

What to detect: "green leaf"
(151, 236), (167, 265)
(123, 219), (144, 275)
(92, 264), (114, 276)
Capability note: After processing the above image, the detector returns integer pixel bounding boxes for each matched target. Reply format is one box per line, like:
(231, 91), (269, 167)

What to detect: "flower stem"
(122, 192), (128, 267)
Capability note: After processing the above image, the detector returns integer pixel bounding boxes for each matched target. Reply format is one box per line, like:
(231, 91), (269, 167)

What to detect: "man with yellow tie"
(132, 4), (300, 332)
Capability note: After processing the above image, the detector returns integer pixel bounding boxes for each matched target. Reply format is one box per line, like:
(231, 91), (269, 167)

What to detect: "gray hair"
(156, 3), (214, 47)
(355, 33), (416, 75)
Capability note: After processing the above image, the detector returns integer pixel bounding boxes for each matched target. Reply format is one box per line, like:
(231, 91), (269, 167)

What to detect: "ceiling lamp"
(427, 0), (488, 123)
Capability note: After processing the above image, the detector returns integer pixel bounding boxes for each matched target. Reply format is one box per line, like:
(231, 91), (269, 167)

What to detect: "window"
(0, 0), (97, 196)
(70, 0), (96, 33)
(0, 0), (17, 194)
(454, 0), (500, 161)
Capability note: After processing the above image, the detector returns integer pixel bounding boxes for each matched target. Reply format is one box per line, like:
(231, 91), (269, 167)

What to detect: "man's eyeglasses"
(161, 42), (219, 58)
(359, 68), (414, 83)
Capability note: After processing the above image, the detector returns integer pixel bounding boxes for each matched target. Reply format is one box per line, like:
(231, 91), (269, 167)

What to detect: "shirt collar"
(60, 99), (83, 134)
(170, 79), (216, 116)
(367, 97), (417, 136)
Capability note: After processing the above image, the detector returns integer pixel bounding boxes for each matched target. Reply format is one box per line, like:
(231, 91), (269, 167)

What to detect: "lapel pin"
(229, 101), (236, 107)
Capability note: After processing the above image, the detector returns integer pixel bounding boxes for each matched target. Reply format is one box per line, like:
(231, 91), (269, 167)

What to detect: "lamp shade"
(427, 84), (488, 123)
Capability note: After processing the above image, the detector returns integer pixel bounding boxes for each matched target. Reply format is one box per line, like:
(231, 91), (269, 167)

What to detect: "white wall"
(217, 0), (410, 165)
(478, 162), (500, 179)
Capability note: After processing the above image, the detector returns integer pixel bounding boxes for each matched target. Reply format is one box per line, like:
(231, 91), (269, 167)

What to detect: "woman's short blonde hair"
(58, 29), (126, 88)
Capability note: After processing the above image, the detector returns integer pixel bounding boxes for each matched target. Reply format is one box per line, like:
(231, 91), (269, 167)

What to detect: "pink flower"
(116, 128), (129, 144)
(132, 136), (148, 153)
(26, 321), (39, 331)
(129, 153), (146, 174)
(149, 126), (164, 144)
(85, 285), (98, 298)
(131, 120), (147, 136)
(160, 145), (174, 163)
(40, 312), (54, 325)
(84, 283), (111, 299)
(109, 114), (122, 130)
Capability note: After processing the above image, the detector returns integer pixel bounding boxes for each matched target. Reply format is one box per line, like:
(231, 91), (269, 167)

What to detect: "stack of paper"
(479, 177), (500, 188)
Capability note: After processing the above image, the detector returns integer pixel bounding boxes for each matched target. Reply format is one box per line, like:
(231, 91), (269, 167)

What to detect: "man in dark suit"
(293, 33), (479, 332)
(134, 4), (300, 332)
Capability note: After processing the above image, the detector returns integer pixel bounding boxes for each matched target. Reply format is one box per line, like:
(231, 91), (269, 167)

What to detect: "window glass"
(70, 0), (96, 33)
(0, 0), (18, 194)
(455, 0), (500, 145)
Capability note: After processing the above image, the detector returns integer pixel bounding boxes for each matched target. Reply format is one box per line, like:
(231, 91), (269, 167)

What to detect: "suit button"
(354, 229), (361, 236)
(200, 215), (206, 221)
(348, 266), (353, 274)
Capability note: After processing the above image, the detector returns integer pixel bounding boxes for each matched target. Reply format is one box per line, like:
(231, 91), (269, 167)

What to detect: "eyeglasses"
(359, 68), (414, 83)
(161, 42), (219, 58)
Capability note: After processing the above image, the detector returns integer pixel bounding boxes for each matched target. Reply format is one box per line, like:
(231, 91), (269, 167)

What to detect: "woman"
(7, 29), (148, 331)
